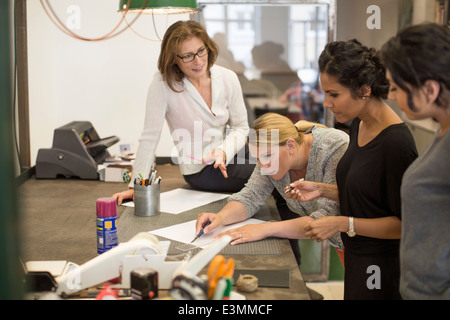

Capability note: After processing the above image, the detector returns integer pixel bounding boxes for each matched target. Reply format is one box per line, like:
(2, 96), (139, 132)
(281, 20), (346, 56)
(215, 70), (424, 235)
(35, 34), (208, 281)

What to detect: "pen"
(284, 178), (304, 193)
(137, 172), (145, 185)
(222, 278), (233, 300)
(190, 221), (211, 243)
(186, 155), (213, 165)
(149, 170), (157, 184)
(212, 278), (227, 300)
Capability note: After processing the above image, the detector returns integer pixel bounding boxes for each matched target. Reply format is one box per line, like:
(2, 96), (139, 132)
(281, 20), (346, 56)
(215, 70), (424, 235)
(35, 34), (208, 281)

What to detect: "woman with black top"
(286, 39), (418, 299)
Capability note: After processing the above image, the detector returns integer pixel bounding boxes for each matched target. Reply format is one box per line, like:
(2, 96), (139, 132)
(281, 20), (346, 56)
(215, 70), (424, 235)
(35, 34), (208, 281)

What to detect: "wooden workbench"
(19, 166), (310, 301)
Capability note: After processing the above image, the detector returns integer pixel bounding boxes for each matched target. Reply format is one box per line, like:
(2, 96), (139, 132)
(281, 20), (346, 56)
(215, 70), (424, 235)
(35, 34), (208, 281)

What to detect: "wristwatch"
(347, 217), (356, 237)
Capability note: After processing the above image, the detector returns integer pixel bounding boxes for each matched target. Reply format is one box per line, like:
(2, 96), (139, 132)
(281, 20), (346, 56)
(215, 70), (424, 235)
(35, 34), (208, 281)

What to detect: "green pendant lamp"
(119, 0), (198, 14)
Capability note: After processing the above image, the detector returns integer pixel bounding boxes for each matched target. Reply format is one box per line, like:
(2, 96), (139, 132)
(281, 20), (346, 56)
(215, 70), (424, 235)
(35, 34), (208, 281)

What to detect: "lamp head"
(119, 0), (198, 15)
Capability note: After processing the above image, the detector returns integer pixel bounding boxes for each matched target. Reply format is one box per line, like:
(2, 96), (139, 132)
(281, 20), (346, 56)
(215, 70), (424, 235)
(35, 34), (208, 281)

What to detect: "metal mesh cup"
(134, 183), (160, 217)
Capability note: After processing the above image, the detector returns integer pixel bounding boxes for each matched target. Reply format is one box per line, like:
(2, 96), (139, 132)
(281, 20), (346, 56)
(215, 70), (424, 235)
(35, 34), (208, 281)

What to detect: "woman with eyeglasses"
(113, 20), (255, 205)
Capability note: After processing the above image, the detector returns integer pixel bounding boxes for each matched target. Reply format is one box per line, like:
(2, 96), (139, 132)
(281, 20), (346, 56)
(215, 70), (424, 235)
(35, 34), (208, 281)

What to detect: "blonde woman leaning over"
(194, 113), (349, 265)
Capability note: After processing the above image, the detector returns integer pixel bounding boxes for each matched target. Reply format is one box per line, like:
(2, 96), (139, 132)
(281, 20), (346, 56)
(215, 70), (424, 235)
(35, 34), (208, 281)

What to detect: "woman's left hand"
(206, 149), (228, 178)
(304, 216), (343, 242)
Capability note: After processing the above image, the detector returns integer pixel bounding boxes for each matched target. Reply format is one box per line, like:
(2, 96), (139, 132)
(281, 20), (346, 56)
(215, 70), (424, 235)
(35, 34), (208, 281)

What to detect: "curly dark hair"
(380, 23), (450, 111)
(318, 39), (389, 99)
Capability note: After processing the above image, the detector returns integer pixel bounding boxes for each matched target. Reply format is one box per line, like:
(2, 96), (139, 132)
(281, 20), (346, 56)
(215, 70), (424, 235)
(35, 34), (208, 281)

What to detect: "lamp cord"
(124, 11), (167, 42)
(39, 0), (149, 42)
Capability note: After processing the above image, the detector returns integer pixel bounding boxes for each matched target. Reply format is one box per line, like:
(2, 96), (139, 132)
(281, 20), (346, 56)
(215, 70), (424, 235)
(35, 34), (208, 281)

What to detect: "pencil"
(284, 178), (304, 193)
(186, 155), (213, 165)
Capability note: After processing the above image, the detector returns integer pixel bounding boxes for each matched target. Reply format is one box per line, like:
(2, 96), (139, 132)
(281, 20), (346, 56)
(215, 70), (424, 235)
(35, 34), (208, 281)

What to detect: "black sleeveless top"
(336, 118), (417, 255)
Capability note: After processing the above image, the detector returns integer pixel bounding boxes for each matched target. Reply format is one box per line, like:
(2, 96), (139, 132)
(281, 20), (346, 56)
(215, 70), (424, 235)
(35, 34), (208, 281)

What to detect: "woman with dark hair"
(381, 23), (450, 300)
(286, 39), (418, 299)
(113, 20), (255, 204)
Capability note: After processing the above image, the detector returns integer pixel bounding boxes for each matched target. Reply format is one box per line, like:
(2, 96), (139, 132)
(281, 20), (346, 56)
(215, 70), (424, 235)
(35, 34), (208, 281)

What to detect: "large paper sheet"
(122, 188), (229, 214)
(149, 218), (265, 249)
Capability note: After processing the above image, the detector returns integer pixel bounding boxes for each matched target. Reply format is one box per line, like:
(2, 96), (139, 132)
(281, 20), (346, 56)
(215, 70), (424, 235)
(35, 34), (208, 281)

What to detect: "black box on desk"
(35, 121), (119, 180)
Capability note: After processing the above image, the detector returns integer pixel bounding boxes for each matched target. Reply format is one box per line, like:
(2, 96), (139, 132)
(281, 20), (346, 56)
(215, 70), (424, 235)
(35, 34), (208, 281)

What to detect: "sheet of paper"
(121, 188), (230, 214)
(149, 218), (265, 249)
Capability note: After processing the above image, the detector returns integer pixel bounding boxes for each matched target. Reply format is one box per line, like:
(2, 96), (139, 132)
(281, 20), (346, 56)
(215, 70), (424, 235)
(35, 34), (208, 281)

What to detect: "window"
(290, 5), (328, 71)
(202, 4), (256, 70)
(198, 1), (334, 125)
(200, 3), (328, 83)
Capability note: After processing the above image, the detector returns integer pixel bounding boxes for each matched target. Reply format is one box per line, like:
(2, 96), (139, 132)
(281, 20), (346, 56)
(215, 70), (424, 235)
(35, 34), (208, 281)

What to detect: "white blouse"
(131, 65), (250, 183)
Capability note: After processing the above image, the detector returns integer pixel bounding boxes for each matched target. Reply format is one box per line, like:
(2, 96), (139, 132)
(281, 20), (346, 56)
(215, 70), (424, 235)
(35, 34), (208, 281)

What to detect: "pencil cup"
(134, 183), (160, 217)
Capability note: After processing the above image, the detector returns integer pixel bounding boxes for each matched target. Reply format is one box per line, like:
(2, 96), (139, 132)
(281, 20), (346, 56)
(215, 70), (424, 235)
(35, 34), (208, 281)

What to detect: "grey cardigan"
(228, 126), (349, 248)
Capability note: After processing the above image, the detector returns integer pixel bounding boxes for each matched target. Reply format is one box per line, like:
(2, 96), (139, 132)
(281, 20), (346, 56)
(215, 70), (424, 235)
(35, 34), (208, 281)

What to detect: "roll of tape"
(236, 274), (258, 293)
(129, 232), (161, 255)
(130, 232), (159, 245)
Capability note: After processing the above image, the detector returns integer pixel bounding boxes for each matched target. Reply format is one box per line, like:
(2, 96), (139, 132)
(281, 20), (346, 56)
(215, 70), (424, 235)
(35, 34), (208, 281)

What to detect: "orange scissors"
(207, 254), (235, 299)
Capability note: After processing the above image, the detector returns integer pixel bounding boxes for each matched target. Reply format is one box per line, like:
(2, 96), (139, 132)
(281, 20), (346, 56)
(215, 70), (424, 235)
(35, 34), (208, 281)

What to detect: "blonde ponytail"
(249, 113), (327, 146)
(294, 120), (327, 132)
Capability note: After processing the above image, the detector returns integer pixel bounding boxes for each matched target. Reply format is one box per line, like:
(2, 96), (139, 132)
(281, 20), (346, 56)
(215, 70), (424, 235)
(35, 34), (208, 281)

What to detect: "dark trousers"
(183, 146), (255, 193)
(344, 250), (402, 300)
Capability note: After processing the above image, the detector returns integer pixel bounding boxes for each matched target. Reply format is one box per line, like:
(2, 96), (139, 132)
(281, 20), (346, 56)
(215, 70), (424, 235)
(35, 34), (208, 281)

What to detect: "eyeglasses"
(177, 47), (208, 63)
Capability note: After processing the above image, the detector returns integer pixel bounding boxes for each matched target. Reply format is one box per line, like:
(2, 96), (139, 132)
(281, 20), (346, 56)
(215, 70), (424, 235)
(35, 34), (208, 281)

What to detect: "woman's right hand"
(112, 189), (134, 205)
(284, 180), (322, 202)
(195, 212), (224, 236)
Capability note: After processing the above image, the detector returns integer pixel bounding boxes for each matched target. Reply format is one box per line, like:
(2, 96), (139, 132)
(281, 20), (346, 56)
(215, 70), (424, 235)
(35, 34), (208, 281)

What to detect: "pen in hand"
(186, 155), (213, 165)
(284, 178), (304, 193)
(190, 221), (212, 243)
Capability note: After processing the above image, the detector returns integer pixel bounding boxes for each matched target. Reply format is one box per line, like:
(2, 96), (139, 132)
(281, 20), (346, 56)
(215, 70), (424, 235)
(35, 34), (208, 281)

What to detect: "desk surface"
(19, 168), (310, 300)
